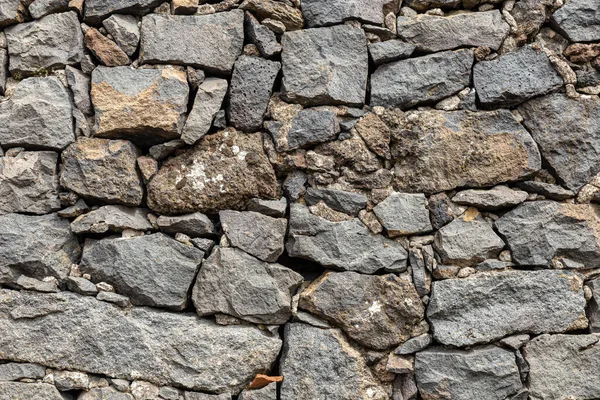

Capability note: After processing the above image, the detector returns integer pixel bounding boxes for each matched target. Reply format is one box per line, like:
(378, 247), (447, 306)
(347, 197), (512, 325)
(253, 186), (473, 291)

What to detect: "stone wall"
(0, 0), (599, 399)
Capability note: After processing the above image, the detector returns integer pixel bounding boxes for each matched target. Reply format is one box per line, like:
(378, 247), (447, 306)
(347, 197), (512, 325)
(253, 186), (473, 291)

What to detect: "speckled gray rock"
(181, 78), (228, 145)
(287, 204), (408, 273)
(428, 270), (587, 346)
(239, 382), (276, 400)
(517, 181), (574, 200)
(228, 56), (280, 133)
(373, 192), (432, 237)
(60, 138), (143, 206)
(0, 213), (80, 286)
(0, 151), (60, 215)
(495, 201), (600, 269)
(518, 93), (600, 191)
(404, 0), (460, 10)
(192, 247), (303, 324)
(370, 49), (473, 109)
(474, 45), (563, 108)
(140, 10), (244, 74)
(157, 212), (215, 237)
(28, 0), (69, 19)
(245, 12), (281, 57)
(394, 334), (432, 355)
(452, 186), (528, 210)
(79, 387), (134, 400)
(71, 206), (152, 234)
(299, 271), (424, 350)
(304, 188), (367, 216)
(368, 40), (416, 65)
(280, 323), (389, 400)
(551, 0), (600, 42)
(269, 109), (340, 151)
(0, 382), (63, 399)
(65, 66), (92, 115)
(5, 11), (83, 76)
(66, 276), (98, 296)
(0, 362), (46, 381)
(301, 0), (394, 27)
(0, 76), (74, 150)
(525, 334), (600, 400)
(184, 393), (231, 400)
(0, 0), (23, 28)
(247, 197), (287, 218)
(220, 210), (287, 262)
(84, 0), (164, 25)
(281, 25), (368, 106)
(0, 289), (282, 394)
(416, 346), (523, 400)
(80, 233), (203, 310)
(0, 48), (7, 95)
(397, 10), (510, 52)
(103, 14), (140, 57)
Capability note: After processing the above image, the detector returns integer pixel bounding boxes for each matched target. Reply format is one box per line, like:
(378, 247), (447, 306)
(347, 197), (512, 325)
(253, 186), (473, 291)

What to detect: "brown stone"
(137, 156), (158, 183)
(85, 28), (129, 67)
(171, 0), (198, 14)
(564, 43), (600, 63)
(354, 112), (391, 159)
(240, 0), (303, 31)
(248, 374), (283, 390)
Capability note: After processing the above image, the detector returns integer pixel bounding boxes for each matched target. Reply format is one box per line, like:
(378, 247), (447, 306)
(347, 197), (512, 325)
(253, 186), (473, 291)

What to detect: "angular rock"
(140, 11), (244, 74)
(84, 0), (164, 25)
(192, 247), (302, 324)
(239, 382), (276, 400)
(474, 45), (563, 108)
(0, 48), (6, 95)
(60, 138), (143, 206)
(452, 185), (528, 210)
(299, 271), (424, 350)
(370, 49), (473, 109)
(394, 334), (432, 355)
(228, 56), (280, 133)
(65, 66), (92, 115)
(354, 112), (391, 159)
(0, 362), (46, 381)
(518, 93), (600, 191)
(80, 387), (134, 400)
(368, 39), (416, 66)
(268, 109), (340, 151)
(427, 270), (587, 346)
(66, 276), (98, 296)
(5, 11), (83, 76)
(184, 392), (230, 400)
(247, 197), (287, 218)
(96, 291), (130, 307)
(220, 210), (287, 262)
(415, 346), (523, 400)
(71, 206), (152, 234)
(16, 275), (59, 293)
(281, 25), (368, 106)
(392, 109), (541, 193)
(397, 10), (510, 52)
(0, 213), (80, 285)
(103, 14), (141, 57)
(245, 12), (281, 58)
(80, 233), (204, 310)
(495, 201), (600, 269)
(286, 203), (408, 274)
(0, 289), (282, 394)
(373, 192), (432, 237)
(0, 76), (74, 150)
(239, 0), (303, 31)
(85, 28), (130, 67)
(91, 66), (189, 146)
(551, 0), (600, 42)
(304, 188), (367, 217)
(54, 370), (90, 391)
(301, 0), (395, 27)
(0, 0), (23, 28)
(157, 212), (215, 237)
(0, 382), (62, 399)
(404, 0), (460, 10)
(147, 129), (279, 215)
(181, 78), (228, 145)
(28, 0), (70, 19)
(0, 151), (60, 215)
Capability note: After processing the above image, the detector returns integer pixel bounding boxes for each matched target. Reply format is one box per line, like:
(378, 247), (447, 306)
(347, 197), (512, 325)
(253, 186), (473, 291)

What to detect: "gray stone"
(96, 291), (131, 307)
(58, 199), (90, 218)
(5, 12), (84, 76)
(551, 0), (600, 42)
(280, 323), (388, 400)
(281, 25), (368, 106)
(301, 0), (394, 27)
(16, 275), (60, 293)
(184, 392), (231, 400)
(0, 382), (62, 399)
(427, 270), (587, 346)
(140, 10), (244, 74)
(0, 0), (23, 28)
(65, 66), (92, 115)
(283, 171), (306, 201)
(84, 0), (164, 25)
(148, 139), (185, 161)
(0, 76), (74, 150)
(589, 279), (600, 332)
(299, 271), (424, 350)
(518, 93), (600, 191)
(239, 0), (304, 31)
(373, 192), (432, 237)
(60, 138), (143, 206)
(54, 370), (90, 391)
(394, 334), (432, 355)
(245, 12), (281, 58)
(0, 289), (282, 394)
(28, 0), (70, 19)
(247, 197), (287, 218)
(157, 213), (216, 238)
(0, 362), (46, 381)
(452, 185), (528, 210)
(370, 49), (473, 109)
(525, 333), (600, 400)
(286, 203), (408, 274)
(103, 14), (140, 57)
(66, 276), (99, 296)
(499, 334), (531, 350)
(228, 56), (280, 133)
(404, 0), (460, 10)
(397, 10), (510, 52)
(79, 387), (134, 400)
(304, 188), (367, 216)
(415, 346), (523, 400)
(271, 109), (341, 152)
(220, 210), (287, 262)
(0, 48), (6, 95)
(91, 66), (189, 146)
(193, 247), (302, 324)
(495, 201), (600, 269)
(0, 213), (80, 286)
(181, 78), (228, 145)
(71, 206), (152, 234)
(190, 238), (215, 253)
(474, 45), (563, 108)
(368, 40), (416, 66)
(80, 233), (204, 310)
(238, 382), (276, 400)
(0, 151), (60, 215)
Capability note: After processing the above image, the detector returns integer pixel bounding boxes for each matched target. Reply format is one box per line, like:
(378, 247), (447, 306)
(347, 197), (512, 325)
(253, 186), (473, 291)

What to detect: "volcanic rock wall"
(0, 0), (599, 399)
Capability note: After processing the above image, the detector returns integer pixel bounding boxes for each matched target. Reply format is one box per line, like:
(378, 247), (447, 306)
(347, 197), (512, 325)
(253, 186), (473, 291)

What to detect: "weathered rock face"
(281, 25), (368, 106)
(147, 129), (279, 215)
(71, 205), (152, 234)
(452, 185), (528, 210)
(368, 40), (416, 66)
(551, 0), (600, 42)
(181, 78), (228, 145)
(416, 346), (523, 400)
(84, 0), (164, 24)
(103, 14), (140, 57)
(156, 212), (215, 237)
(495, 201), (600, 269)
(239, 0), (304, 31)
(268, 109), (341, 151)
(428, 270), (587, 346)
(301, 0), (395, 27)
(299, 271), (424, 350)
(280, 323), (389, 400)
(0, 382), (63, 400)
(0, 0), (23, 28)
(0, 289), (282, 394)
(91, 66), (189, 145)
(140, 11), (245, 74)
(304, 188), (367, 216)
(84, 27), (130, 67)
(392, 109), (541, 193)
(373, 192), (432, 236)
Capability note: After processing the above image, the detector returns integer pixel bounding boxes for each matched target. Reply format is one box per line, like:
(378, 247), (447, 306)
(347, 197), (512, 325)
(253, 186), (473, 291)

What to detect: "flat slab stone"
(0, 362), (46, 381)
(71, 205), (152, 234)
(427, 270), (587, 346)
(301, 0), (394, 27)
(157, 212), (216, 237)
(373, 192), (432, 236)
(304, 188), (367, 216)
(140, 10), (244, 74)
(551, 0), (600, 42)
(368, 40), (416, 66)
(84, 0), (164, 24)
(452, 185), (528, 210)
(0, 382), (62, 400)
(0, 289), (282, 394)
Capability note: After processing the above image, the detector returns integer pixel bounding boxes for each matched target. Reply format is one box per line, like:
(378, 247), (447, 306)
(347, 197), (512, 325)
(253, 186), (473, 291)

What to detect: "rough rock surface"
(181, 78), (228, 145)
(84, 28), (130, 67)
(452, 185), (528, 210)
(269, 109), (340, 151)
(103, 14), (141, 57)
(551, 0), (600, 42)
(373, 192), (432, 236)
(428, 270), (587, 346)
(156, 212), (215, 237)
(0, 382), (63, 399)
(84, 0), (163, 24)
(0, 0), (23, 28)
(239, 0), (304, 31)
(368, 40), (416, 65)
(70, 205), (152, 234)
(304, 188), (367, 216)
(301, 0), (394, 27)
